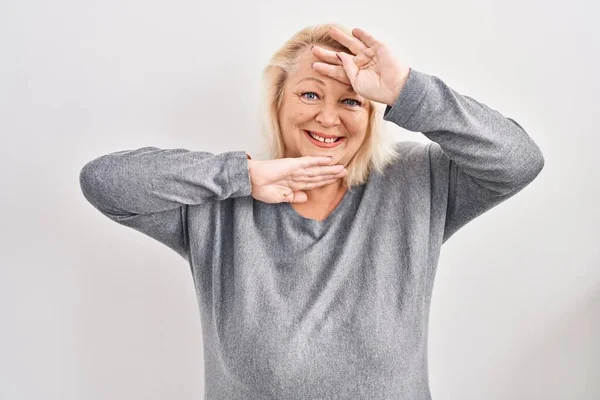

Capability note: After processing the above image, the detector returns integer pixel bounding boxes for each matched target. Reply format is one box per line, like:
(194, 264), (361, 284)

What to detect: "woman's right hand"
(247, 156), (347, 203)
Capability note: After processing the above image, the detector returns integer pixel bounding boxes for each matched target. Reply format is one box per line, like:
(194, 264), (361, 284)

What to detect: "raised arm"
(383, 68), (545, 243)
(79, 147), (252, 259)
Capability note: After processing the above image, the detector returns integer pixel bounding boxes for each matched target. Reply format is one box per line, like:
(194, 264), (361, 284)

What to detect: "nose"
(314, 102), (341, 128)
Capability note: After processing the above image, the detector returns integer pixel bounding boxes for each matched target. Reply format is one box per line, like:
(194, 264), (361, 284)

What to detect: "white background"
(1, 0), (598, 398)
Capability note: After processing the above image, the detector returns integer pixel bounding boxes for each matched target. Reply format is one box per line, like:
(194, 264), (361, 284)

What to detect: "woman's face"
(278, 45), (370, 166)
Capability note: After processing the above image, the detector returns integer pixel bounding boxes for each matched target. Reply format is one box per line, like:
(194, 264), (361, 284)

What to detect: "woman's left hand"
(311, 27), (411, 107)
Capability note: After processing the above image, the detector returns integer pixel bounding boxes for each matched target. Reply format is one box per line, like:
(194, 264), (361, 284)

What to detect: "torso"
(185, 141), (445, 398)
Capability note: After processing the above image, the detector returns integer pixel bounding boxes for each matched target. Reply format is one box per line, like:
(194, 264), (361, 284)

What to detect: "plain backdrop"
(1, 0), (598, 399)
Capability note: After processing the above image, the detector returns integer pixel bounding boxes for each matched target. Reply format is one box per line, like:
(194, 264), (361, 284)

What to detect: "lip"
(304, 130), (345, 148)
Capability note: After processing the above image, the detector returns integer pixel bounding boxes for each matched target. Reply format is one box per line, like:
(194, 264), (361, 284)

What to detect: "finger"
(335, 53), (359, 86)
(351, 28), (379, 48)
(312, 43), (372, 69)
(296, 156), (338, 169)
(311, 45), (342, 65)
(312, 62), (351, 85)
(295, 164), (345, 178)
(328, 26), (366, 55)
(295, 169), (347, 182)
(287, 191), (307, 203)
(354, 47), (375, 67)
(363, 47), (376, 58)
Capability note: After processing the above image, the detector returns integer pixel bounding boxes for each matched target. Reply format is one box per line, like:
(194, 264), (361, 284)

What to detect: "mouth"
(304, 130), (345, 148)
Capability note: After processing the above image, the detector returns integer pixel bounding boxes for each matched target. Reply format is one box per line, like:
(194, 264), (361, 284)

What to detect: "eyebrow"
(297, 77), (357, 93)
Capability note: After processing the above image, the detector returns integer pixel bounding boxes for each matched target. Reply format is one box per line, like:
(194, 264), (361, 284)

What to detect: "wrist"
(246, 153), (252, 173)
(246, 156), (253, 189)
(386, 67), (411, 107)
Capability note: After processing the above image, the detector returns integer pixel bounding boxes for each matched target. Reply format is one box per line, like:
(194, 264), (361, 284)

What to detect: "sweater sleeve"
(79, 147), (252, 260)
(383, 68), (545, 243)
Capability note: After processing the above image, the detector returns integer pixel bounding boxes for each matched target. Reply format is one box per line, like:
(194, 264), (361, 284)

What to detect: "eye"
(300, 91), (319, 101)
(300, 91), (363, 107)
(343, 98), (363, 107)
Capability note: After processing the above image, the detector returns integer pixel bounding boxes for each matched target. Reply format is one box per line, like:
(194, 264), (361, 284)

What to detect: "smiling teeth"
(308, 131), (339, 143)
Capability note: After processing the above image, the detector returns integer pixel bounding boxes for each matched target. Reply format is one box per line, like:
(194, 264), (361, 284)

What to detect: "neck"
(303, 179), (347, 207)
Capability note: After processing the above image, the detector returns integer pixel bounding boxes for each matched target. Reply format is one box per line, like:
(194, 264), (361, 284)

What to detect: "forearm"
(383, 68), (544, 193)
(79, 146), (252, 216)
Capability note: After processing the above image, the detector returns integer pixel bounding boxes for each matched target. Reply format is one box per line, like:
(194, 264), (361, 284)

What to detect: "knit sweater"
(79, 67), (544, 399)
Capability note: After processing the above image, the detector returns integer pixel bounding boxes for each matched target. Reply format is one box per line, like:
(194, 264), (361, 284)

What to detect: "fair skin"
(248, 27), (410, 220)
(277, 44), (371, 219)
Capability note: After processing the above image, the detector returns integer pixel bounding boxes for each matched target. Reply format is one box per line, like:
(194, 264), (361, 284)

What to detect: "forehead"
(289, 45), (356, 93)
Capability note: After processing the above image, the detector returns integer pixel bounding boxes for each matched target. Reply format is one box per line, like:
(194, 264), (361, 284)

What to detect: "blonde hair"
(257, 22), (400, 188)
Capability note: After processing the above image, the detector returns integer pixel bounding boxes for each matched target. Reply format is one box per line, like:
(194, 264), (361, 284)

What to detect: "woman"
(80, 23), (544, 399)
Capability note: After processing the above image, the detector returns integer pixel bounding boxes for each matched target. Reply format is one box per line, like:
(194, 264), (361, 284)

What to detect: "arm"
(383, 68), (545, 243)
(79, 147), (252, 259)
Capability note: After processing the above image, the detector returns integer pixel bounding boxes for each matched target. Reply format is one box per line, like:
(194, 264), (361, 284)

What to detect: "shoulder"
(366, 140), (433, 186)
(392, 140), (431, 158)
(393, 140), (456, 169)
(385, 140), (433, 174)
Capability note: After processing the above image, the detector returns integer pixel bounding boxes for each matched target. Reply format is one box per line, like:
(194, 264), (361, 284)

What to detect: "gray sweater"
(79, 68), (544, 399)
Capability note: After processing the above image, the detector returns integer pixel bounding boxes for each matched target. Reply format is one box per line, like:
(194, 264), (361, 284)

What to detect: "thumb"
(336, 52), (358, 86)
(288, 191), (308, 203)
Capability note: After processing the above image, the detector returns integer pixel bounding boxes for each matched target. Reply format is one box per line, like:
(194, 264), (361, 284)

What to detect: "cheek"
(279, 111), (310, 144)
(344, 114), (369, 136)
(282, 97), (312, 122)
(290, 108), (313, 124)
